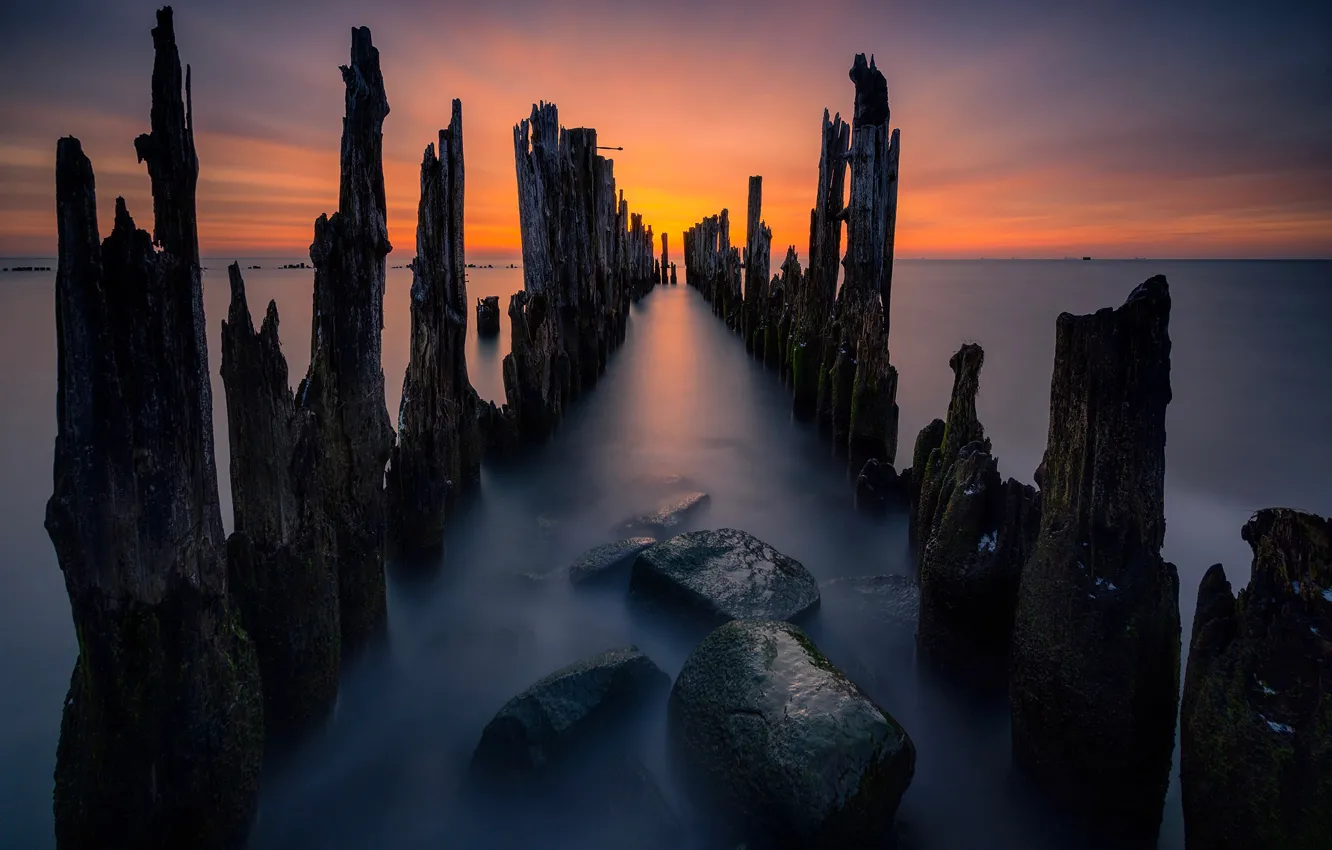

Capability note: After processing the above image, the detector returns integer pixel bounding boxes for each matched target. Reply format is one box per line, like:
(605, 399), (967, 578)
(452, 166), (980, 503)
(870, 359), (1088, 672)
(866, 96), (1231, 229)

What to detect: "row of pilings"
(45, 10), (664, 849)
(682, 50), (1332, 849)
(684, 55), (901, 482)
(493, 102), (663, 445)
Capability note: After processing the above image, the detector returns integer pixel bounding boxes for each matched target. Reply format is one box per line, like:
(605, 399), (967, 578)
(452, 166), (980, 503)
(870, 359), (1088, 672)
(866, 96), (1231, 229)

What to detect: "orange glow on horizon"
(1, 15), (1328, 262)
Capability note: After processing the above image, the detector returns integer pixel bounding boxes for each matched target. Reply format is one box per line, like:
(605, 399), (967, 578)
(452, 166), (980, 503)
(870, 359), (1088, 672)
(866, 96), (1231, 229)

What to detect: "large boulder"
(569, 537), (658, 588)
(616, 492), (710, 536)
(629, 528), (820, 625)
(468, 647), (669, 788)
(1010, 277), (1180, 838)
(669, 619), (915, 848)
(1180, 509), (1332, 850)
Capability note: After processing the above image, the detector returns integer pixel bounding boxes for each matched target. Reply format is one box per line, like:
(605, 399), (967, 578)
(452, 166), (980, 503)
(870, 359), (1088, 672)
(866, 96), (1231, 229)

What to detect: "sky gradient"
(2, 0), (1329, 261)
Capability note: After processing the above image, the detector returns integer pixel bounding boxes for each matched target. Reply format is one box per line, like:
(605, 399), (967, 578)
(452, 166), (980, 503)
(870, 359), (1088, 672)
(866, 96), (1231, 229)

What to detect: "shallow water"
(1, 258), (1329, 848)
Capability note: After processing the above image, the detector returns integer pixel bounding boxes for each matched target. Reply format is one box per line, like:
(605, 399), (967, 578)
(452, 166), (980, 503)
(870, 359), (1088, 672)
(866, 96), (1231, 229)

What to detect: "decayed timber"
(387, 99), (482, 556)
(742, 176), (773, 353)
(684, 54), (902, 492)
(505, 102), (660, 441)
(46, 9), (262, 847)
(221, 264), (340, 752)
(301, 26), (395, 655)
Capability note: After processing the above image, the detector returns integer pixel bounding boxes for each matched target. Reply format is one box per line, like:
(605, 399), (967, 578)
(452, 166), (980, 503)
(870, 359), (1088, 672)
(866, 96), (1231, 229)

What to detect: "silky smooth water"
(1, 259), (1329, 849)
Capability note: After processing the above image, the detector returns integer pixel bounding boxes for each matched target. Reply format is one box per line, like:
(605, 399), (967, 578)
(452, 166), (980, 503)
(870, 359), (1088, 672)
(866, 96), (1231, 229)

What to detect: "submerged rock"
(476, 294), (500, 335)
(669, 619), (915, 849)
(1010, 277), (1180, 837)
(1180, 509), (1332, 850)
(468, 646), (669, 787)
(569, 537), (658, 587)
(46, 11), (262, 847)
(629, 528), (820, 625)
(616, 491), (710, 536)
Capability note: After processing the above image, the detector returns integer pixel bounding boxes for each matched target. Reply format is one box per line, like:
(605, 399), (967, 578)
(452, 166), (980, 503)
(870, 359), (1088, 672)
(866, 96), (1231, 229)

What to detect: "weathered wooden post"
(742, 176), (772, 352)
(841, 54), (902, 470)
(47, 9), (263, 846)
(222, 264), (340, 754)
(388, 99), (482, 557)
(792, 110), (849, 420)
(301, 25), (395, 656)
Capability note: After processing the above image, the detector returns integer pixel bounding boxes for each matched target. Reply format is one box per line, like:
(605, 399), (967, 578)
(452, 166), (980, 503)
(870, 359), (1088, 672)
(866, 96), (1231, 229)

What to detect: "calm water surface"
(1, 259), (1329, 849)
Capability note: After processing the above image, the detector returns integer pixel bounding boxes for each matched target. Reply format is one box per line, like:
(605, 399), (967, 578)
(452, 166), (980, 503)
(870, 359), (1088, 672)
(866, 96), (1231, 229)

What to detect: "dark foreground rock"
(629, 529), (820, 625)
(616, 491), (710, 536)
(1010, 277), (1180, 838)
(669, 619), (915, 849)
(46, 10), (262, 847)
(1180, 509), (1332, 850)
(569, 537), (657, 587)
(469, 646), (669, 787)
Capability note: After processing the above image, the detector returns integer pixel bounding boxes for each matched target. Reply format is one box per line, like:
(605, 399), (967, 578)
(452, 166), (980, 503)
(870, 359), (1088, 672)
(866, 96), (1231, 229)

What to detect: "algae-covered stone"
(668, 619), (915, 849)
(1180, 509), (1332, 850)
(569, 537), (657, 587)
(469, 646), (669, 786)
(629, 528), (820, 625)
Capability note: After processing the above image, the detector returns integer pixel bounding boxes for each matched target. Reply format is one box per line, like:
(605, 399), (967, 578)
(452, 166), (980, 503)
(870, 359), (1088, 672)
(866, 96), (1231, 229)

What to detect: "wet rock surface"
(616, 491), (711, 536)
(569, 537), (658, 587)
(469, 646), (669, 787)
(629, 529), (820, 625)
(1010, 277), (1180, 837)
(668, 619), (915, 849)
(1180, 509), (1332, 850)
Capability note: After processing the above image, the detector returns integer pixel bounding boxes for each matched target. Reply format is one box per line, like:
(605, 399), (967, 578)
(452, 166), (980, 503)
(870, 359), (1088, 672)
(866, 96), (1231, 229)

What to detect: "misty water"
(2, 259), (1330, 849)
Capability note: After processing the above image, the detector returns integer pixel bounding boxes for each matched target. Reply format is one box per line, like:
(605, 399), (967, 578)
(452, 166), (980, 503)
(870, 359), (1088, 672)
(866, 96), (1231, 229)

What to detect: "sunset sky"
(1, 0), (1329, 261)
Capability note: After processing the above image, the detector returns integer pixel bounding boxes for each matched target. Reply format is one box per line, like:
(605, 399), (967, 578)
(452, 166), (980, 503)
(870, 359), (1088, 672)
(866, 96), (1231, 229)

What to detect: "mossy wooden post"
(46, 10), (262, 847)
(839, 53), (900, 469)
(1181, 510), (1332, 850)
(1010, 277), (1180, 839)
(302, 26), (395, 656)
(660, 233), (669, 287)
(388, 99), (481, 557)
